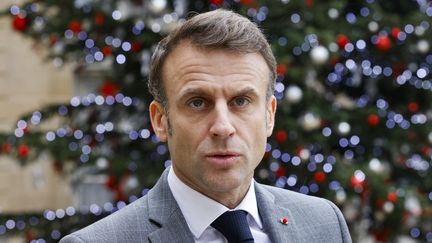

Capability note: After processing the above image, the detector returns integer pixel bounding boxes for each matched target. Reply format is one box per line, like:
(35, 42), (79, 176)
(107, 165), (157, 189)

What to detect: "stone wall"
(0, 0), (74, 214)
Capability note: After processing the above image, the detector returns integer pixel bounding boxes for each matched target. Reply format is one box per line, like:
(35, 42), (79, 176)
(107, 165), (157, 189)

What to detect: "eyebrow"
(178, 86), (260, 100)
(177, 87), (210, 100)
(232, 87), (260, 98)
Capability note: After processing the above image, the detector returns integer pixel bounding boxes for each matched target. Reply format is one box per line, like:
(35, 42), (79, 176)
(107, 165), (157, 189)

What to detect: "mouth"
(205, 152), (241, 168)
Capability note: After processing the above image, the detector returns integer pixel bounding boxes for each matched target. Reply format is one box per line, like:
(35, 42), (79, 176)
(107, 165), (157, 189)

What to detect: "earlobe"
(149, 101), (168, 142)
(266, 95), (277, 137)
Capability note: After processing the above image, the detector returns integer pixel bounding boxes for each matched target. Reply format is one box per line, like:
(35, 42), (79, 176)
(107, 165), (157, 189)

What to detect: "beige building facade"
(0, 0), (74, 214)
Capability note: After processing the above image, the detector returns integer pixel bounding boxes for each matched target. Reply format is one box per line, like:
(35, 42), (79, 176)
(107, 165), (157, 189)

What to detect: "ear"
(266, 95), (277, 137)
(149, 101), (168, 142)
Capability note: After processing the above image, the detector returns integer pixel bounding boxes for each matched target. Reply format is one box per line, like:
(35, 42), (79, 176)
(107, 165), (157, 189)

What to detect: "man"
(61, 9), (352, 243)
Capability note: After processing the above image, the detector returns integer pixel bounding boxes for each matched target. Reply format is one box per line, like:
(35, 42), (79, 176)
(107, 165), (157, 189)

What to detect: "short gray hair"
(148, 9), (276, 108)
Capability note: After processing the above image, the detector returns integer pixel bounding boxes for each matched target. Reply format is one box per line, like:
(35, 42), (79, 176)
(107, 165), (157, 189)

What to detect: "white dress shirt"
(167, 167), (272, 243)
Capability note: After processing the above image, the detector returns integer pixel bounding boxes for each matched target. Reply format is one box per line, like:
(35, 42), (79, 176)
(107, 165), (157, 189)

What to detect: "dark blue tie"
(211, 210), (255, 243)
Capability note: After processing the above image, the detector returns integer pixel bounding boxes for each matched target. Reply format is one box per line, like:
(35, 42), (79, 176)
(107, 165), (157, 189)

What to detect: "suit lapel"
(255, 182), (301, 243)
(146, 169), (195, 243)
(145, 170), (302, 243)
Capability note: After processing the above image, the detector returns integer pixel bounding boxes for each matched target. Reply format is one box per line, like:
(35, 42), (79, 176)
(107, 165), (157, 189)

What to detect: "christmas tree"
(1, 0), (431, 242)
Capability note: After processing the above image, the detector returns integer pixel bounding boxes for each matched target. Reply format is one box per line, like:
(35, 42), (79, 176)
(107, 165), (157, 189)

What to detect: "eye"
(189, 99), (205, 109)
(232, 97), (250, 107)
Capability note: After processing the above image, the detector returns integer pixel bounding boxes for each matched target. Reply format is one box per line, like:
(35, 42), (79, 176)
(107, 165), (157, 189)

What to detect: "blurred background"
(0, 0), (431, 242)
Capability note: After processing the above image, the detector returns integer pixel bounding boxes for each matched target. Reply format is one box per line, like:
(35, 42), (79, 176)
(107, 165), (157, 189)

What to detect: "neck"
(172, 167), (253, 209)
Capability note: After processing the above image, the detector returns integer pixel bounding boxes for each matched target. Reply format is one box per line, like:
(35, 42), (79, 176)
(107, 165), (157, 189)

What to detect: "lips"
(205, 151), (241, 168)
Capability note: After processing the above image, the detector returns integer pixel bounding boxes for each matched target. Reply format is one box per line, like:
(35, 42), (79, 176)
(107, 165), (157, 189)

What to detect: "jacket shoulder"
(260, 184), (330, 205)
(257, 184), (352, 242)
(60, 195), (156, 243)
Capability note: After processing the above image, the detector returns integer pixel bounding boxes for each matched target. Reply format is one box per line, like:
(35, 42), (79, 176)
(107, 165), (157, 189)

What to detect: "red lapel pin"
(280, 217), (288, 225)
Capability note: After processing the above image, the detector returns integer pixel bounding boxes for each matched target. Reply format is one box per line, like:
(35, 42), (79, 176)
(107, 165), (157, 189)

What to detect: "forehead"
(161, 41), (270, 90)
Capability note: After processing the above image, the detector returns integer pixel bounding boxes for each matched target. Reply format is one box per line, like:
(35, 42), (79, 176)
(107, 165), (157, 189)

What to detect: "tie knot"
(211, 210), (254, 243)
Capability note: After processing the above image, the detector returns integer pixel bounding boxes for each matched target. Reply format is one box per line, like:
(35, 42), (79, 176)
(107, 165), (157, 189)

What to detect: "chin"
(205, 173), (246, 192)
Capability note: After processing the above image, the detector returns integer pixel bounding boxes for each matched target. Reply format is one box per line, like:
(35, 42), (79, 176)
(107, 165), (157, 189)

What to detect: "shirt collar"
(167, 166), (263, 239)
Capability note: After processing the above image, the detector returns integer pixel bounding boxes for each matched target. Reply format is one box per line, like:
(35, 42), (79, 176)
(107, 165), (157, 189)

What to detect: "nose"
(209, 102), (235, 138)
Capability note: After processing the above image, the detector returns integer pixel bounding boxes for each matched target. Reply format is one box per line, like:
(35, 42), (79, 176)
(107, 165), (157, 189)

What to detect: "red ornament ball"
(69, 20), (82, 33)
(275, 130), (288, 143)
(387, 192), (398, 202)
(305, 0), (314, 7)
(114, 187), (126, 202)
(276, 64), (288, 76)
(12, 15), (28, 31)
(421, 146), (432, 157)
(408, 102), (419, 113)
(2, 143), (11, 153)
(367, 114), (379, 126)
(336, 34), (350, 49)
(375, 198), (385, 209)
(376, 35), (392, 52)
(95, 12), (105, 26)
(392, 62), (405, 77)
(18, 144), (29, 157)
(131, 42), (143, 53)
(102, 46), (112, 56)
(276, 167), (286, 177)
(350, 175), (364, 188)
(391, 27), (401, 39)
(100, 81), (119, 97)
(240, 0), (254, 6)
(25, 230), (34, 241)
(209, 0), (223, 5)
(49, 35), (58, 46)
(280, 217), (289, 225)
(105, 175), (117, 190)
(373, 228), (391, 242)
(314, 171), (326, 184)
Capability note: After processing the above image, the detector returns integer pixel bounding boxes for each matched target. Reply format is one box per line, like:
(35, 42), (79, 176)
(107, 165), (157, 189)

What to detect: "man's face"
(150, 41), (276, 202)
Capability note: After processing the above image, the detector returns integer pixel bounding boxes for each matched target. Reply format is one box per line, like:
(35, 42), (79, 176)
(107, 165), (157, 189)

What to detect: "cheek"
(240, 116), (268, 149)
(253, 131), (267, 156)
(170, 118), (206, 151)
